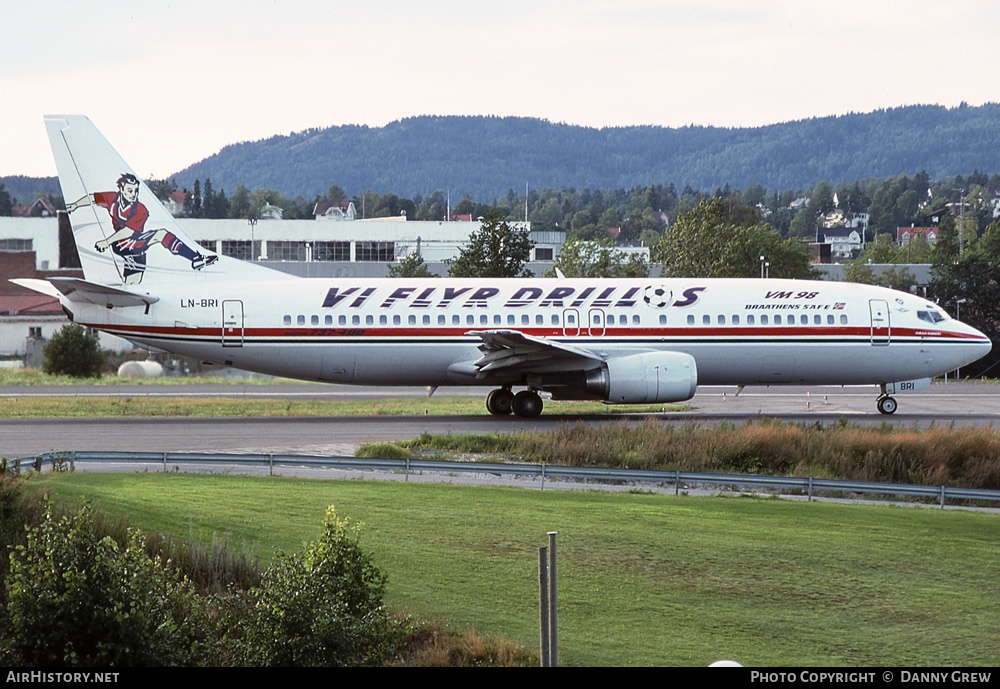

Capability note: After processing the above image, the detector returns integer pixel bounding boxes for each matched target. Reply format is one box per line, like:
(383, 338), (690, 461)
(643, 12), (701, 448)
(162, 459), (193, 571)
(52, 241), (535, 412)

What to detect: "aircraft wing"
(464, 329), (604, 375)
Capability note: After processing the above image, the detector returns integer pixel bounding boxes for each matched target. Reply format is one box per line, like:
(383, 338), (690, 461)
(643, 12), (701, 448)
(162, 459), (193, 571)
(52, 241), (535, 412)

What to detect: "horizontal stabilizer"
(9, 278), (62, 299)
(46, 277), (158, 308)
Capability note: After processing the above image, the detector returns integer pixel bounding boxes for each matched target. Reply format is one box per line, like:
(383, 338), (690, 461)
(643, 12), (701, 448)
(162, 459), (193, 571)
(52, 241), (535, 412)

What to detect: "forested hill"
(168, 104), (1000, 200)
(5, 104), (999, 204)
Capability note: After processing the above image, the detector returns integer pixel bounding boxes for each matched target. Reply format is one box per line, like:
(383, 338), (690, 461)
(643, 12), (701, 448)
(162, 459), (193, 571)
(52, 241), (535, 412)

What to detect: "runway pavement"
(1, 381), (997, 458)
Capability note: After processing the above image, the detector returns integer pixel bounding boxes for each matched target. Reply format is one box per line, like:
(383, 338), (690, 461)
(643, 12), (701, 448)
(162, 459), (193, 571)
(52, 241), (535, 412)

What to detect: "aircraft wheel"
(877, 396), (897, 415)
(512, 390), (543, 418)
(486, 388), (514, 416)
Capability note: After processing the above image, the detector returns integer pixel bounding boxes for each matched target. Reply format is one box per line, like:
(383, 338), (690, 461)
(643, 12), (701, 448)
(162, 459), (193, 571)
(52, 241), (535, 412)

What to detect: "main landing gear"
(876, 384), (897, 415)
(486, 387), (543, 418)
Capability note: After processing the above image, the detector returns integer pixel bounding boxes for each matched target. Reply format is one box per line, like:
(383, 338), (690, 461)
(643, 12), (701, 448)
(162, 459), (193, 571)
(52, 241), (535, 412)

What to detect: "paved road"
(1, 381), (997, 458)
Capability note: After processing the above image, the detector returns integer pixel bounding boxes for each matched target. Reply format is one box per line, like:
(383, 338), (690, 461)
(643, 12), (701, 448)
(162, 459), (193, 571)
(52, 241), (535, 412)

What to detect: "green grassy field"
(0, 396), (686, 418)
(35, 472), (1000, 667)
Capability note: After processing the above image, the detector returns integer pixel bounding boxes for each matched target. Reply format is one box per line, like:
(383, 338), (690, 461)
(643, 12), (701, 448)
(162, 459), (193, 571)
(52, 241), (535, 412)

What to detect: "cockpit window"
(917, 309), (947, 324)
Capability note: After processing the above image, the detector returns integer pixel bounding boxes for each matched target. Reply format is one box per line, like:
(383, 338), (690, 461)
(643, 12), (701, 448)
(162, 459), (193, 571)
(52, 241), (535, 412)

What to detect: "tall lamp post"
(955, 298), (967, 379)
(759, 254), (766, 279)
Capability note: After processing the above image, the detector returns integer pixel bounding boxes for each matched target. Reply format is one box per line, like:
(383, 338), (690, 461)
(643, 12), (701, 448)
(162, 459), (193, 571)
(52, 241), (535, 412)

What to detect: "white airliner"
(14, 116), (992, 417)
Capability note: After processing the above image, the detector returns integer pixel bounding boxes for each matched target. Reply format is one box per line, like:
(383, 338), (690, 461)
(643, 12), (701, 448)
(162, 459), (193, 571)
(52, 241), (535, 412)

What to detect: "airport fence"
(10, 450), (1000, 510)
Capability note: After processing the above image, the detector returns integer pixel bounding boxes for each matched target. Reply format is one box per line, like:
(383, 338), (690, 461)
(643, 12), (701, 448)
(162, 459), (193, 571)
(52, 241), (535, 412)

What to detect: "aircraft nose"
(963, 323), (992, 360)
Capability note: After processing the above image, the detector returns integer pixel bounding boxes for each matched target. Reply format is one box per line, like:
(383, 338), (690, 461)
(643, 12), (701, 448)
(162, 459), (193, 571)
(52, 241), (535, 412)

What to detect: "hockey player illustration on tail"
(66, 172), (217, 284)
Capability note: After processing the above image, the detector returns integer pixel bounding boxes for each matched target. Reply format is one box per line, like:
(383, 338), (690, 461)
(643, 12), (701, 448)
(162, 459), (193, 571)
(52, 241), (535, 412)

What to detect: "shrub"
(355, 442), (412, 460)
(42, 324), (105, 378)
(2, 502), (210, 666)
(229, 506), (400, 666)
(0, 475), (47, 595)
(396, 624), (538, 667)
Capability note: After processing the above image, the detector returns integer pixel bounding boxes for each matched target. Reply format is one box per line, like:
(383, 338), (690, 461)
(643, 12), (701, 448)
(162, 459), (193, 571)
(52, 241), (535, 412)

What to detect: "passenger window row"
(685, 313), (848, 325)
(282, 313), (645, 327)
(280, 312), (850, 327)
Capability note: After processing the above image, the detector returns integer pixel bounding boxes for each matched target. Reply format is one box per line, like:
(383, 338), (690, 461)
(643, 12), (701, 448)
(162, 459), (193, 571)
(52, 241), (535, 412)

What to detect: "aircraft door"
(562, 309), (580, 337)
(869, 299), (890, 345)
(588, 309), (606, 336)
(222, 299), (244, 347)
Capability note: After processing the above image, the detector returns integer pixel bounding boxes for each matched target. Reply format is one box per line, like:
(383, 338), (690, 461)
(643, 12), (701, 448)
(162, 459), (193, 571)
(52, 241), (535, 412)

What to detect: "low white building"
(181, 217), (562, 277)
(0, 218), (61, 270)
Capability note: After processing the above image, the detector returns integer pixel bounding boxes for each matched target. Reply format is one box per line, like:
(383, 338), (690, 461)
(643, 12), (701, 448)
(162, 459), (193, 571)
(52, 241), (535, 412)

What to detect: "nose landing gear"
(876, 396), (897, 414)
(876, 384), (898, 415)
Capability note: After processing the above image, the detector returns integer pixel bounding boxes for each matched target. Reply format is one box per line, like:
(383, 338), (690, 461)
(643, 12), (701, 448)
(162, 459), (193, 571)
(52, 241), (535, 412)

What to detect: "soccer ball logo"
(643, 285), (672, 308)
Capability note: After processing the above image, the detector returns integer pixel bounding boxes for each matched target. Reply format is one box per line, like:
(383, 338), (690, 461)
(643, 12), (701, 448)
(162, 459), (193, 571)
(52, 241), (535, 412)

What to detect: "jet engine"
(585, 351), (698, 403)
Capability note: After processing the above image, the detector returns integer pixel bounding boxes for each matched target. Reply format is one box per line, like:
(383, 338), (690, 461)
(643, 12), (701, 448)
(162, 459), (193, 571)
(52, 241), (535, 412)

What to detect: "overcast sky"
(3, 0), (997, 179)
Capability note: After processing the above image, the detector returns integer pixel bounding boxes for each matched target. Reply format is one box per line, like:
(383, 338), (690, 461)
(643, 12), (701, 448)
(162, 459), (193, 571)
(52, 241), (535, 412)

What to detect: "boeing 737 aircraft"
(14, 116), (992, 417)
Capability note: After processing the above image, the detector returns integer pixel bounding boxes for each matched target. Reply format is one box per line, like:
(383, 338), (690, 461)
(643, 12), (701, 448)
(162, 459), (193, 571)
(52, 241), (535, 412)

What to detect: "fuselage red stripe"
(92, 323), (986, 342)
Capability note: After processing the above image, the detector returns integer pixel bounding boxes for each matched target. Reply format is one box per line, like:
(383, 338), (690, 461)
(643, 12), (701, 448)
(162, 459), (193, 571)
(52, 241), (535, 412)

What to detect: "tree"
(283, 195), (313, 220)
(448, 208), (535, 277)
(740, 183), (766, 208)
(858, 233), (902, 264)
(371, 193), (405, 218)
(843, 258), (876, 285)
(248, 188), (287, 218)
(809, 181), (835, 216)
(202, 178), (216, 218)
(325, 184), (348, 202)
(929, 218), (1000, 377)
(228, 184), (251, 219)
(787, 208), (814, 239)
(620, 207), (665, 242)
(387, 252), (438, 278)
(453, 195), (476, 216)
(566, 223), (610, 243)
(847, 258), (917, 292)
(190, 179), (202, 218)
(530, 197), (563, 229)
(146, 177), (177, 202)
(901, 232), (931, 263)
(42, 324), (105, 378)
(355, 190), (380, 219)
(546, 238), (648, 278)
(213, 188), (230, 219)
(655, 198), (813, 279)
(201, 179), (231, 219)
(0, 183), (12, 216)
(877, 265), (917, 293)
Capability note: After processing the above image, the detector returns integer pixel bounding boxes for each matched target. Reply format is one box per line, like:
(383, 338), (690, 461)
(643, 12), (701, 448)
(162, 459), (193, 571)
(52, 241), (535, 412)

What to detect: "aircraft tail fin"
(44, 115), (286, 287)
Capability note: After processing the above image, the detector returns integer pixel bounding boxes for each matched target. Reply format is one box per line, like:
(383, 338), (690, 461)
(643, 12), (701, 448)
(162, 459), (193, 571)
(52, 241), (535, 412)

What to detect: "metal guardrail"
(10, 451), (1000, 509)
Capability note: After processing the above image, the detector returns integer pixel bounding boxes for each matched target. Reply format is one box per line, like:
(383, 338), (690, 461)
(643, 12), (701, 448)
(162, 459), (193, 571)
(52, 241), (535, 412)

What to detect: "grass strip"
(0, 369), (293, 386)
(0, 395), (686, 418)
(377, 421), (1000, 490)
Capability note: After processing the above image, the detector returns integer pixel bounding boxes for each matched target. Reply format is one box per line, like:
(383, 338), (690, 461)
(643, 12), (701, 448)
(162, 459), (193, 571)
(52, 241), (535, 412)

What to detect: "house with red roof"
(896, 226), (937, 245)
